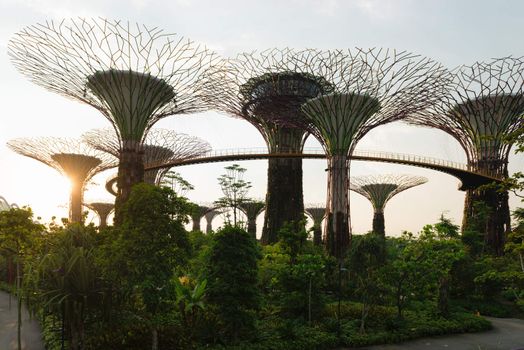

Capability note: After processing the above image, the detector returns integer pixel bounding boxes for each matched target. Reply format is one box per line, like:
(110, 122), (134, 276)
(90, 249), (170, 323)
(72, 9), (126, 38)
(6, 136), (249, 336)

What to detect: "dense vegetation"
(1, 181), (523, 349)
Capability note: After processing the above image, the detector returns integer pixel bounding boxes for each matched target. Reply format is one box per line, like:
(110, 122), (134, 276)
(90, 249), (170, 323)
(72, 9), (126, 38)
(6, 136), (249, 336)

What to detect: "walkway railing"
(154, 147), (499, 179)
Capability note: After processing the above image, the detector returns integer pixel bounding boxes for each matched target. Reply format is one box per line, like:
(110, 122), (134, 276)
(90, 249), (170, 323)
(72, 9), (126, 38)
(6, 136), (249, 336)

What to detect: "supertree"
(239, 200), (265, 239)
(305, 206), (326, 245)
(350, 174), (428, 237)
(9, 18), (218, 222)
(7, 137), (116, 223)
(295, 48), (451, 258)
(83, 128), (211, 185)
(85, 202), (114, 228)
(204, 209), (221, 234)
(204, 48), (334, 244)
(406, 57), (524, 255)
(190, 205), (210, 232)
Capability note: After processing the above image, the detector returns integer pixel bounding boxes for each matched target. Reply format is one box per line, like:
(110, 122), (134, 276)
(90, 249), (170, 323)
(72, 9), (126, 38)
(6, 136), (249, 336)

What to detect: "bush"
(205, 225), (261, 343)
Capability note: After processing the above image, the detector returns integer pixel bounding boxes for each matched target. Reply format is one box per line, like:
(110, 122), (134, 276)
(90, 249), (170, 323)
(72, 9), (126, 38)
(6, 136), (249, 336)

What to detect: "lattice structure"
(7, 137), (116, 223)
(293, 48), (451, 258)
(239, 200), (265, 239)
(204, 49), (334, 244)
(350, 174), (427, 236)
(83, 128), (211, 185)
(9, 18), (218, 222)
(406, 57), (524, 255)
(85, 202), (114, 228)
(0, 196), (12, 212)
(305, 206), (326, 245)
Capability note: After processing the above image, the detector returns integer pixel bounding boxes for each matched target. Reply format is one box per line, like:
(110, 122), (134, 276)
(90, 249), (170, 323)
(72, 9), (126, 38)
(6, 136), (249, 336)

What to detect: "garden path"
(0, 290), (44, 350)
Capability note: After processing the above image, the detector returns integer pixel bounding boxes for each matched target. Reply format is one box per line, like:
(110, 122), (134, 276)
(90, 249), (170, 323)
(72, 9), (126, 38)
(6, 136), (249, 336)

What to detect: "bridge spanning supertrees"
(406, 57), (524, 255)
(294, 48), (452, 258)
(305, 206), (326, 245)
(239, 200), (266, 238)
(85, 202), (114, 228)
(350, 174), (427, 236)
(9, 18), (218, 222)
(7, 137), (116, 223)
(83, 128), (211, 186)
(204, 48), (334, 244)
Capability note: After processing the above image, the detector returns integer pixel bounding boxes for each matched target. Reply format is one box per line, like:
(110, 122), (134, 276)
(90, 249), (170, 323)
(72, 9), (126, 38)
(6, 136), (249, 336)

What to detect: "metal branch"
(7, 137), (117, 223)
(83, 128), (211, 184)
(406, 57), (524, 177)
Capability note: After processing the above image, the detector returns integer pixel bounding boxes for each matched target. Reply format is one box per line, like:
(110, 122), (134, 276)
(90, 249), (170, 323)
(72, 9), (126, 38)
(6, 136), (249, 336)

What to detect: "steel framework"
(350, 174), (427, 236)
(85, 202), (114, 228)
(406, 57), (524, 255)
(7, 137), (116, 223)
(204, 48), (334, 244)
(9, 18), (218, 221)
(293, 48), (451, 258)
(83, 128), (211, 185)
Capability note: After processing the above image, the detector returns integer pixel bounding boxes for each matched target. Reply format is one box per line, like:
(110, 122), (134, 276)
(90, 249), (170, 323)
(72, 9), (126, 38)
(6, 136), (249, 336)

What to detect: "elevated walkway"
(106, 148), (502, 195)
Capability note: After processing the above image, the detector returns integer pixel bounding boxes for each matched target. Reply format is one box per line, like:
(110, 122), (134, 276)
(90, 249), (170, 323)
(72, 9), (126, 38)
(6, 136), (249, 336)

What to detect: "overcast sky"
(0, 0), (523, 236)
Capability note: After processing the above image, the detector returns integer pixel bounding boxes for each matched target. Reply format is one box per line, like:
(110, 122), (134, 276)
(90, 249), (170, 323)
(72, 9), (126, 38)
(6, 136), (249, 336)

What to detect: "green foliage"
(160, 170), (194, 197)
(205, 225), (261, 342)
(101, 183), (192, 349)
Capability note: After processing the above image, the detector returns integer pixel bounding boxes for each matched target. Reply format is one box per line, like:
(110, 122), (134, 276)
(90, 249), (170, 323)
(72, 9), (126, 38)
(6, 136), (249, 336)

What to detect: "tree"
(32, 224), (102, 350)
(161, 170), (195, 197)
(214, 164), (252, 226)
(205, 225), (260, 343)
(0, 207), (43, 350)
(110, 183), (192, 350)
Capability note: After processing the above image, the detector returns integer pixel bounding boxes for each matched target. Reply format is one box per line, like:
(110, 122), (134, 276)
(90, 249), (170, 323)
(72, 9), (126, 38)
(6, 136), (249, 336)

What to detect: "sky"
(0, 0), (523, 236)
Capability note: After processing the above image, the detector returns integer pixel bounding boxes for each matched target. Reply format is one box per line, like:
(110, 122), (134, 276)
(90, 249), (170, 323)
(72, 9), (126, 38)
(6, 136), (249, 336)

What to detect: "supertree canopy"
(350, 174), (427, 236)
(83, 128), (211, 185)
(190, 205), (210, 232)
(296, 48), (451, 258)
(7, 137), (116, 223)
(406, 57), (524, 255)
(9, 18), (218, 221)
(204, 209), (221, 234)
(239, 200), (265, 239)
(204, 48), (334, 244)
(85, 202), (114, 228)
(305, 206), (326, 246)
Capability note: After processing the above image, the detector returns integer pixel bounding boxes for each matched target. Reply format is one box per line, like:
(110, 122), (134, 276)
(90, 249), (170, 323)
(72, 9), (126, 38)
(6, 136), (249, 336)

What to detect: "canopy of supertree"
(203, 48), (335, 244)
(8, 18), (219, 220)
(297, 48), (452, 258)
(85, 202), (115, 228)
(350, 174), (428, 236)
(7, 137), (117, 223)
(405, 56), (524, 255)
(239, 200), (266, 239)
(83, 128), (211, 185)
(305, 206), (326, 245)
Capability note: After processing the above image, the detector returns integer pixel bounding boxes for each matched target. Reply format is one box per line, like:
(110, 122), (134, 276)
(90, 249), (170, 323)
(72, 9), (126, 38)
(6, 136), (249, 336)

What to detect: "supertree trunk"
(325, 155), (351, 259)
(247, 219), (257, 239)
(98, 212), (110, 229)
(372, 211), (385, 237)
(191, 214), (202, 232)
(262, 156), (304, 244)
(69, 179), (84, 224)
(313, 224), (322, 246)
(115, 148), (144, 224)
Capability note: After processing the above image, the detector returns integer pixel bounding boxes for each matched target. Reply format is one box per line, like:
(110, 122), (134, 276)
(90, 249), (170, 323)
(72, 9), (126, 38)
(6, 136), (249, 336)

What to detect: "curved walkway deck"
(107, 148), (501, 196)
